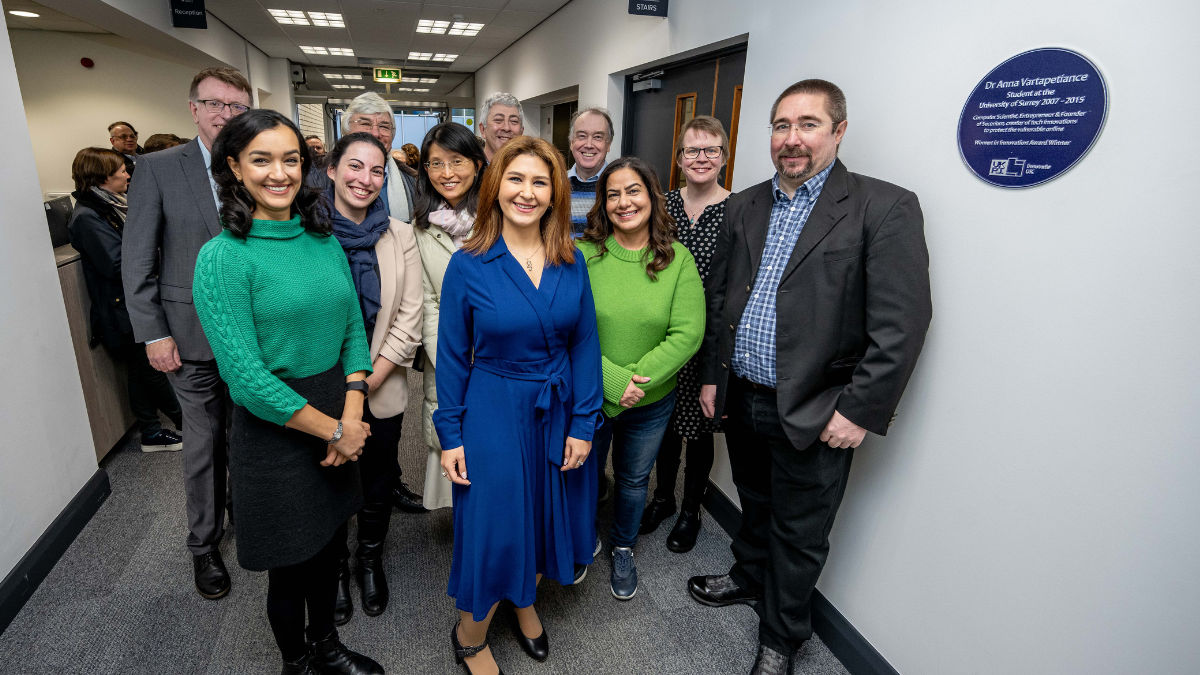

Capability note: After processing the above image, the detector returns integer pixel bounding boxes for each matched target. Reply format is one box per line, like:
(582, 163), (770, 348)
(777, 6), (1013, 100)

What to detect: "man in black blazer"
(690, 80), (932, 674)
(122, 67), (252, 600)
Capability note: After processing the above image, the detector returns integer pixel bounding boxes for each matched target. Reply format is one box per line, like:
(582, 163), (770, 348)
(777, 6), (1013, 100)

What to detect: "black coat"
(700, 159), (932, 449)
(67, 191), (134, 349)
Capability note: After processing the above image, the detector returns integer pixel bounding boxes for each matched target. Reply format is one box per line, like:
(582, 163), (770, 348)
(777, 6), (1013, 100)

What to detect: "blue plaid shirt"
(732, 162), (834, 387)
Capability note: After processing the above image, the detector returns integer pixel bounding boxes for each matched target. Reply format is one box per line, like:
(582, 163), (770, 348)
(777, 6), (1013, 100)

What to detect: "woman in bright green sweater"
(577, 156), (705, 601)
(192, 110), (383, 675)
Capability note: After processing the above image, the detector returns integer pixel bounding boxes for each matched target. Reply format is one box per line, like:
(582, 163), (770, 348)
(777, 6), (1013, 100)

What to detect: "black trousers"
(111, 341), (182, 436)
(267, 531), (340, 662)
(724, 376), (854, 655)
(653, 423), (715, 505)
(336, 402), (402, 560)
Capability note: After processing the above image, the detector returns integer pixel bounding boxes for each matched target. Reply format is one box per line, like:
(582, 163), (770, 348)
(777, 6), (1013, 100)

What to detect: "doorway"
(623, 46), (746, 191)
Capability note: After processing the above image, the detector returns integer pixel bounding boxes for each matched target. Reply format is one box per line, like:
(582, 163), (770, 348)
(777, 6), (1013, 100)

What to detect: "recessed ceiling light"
(401, 77), (438, 84)
(413, 88), (430, 92)
(270, 10), (344, 28)
(342, 74), (361, 80)
(332, 84), (364, 90)
(408, 52), (432, 60)
(9, 10), (40, 18)
(300, 46), (328, 55)
(447, 22), (484, 36)
(432, 54), (458, 62)
(395, 87), (413, 92)
(324, 73), (343, 79)
(269, 9), (308, 25)
(328, 47), (355, 56)
(416, 19), (450, 34)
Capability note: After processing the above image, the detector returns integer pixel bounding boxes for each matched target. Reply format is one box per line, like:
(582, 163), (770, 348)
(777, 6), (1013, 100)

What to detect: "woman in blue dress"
(434, 136), (603, 675)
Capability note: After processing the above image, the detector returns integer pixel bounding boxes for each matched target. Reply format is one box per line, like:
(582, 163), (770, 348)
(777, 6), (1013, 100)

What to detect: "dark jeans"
(653, 424), (715, 506)
(724, 377), (854, 656)
(336, 402), (401, 560)
(111, 341), (182, 437)
(267, 531), (340, 662)
(594, 390), (676, 548)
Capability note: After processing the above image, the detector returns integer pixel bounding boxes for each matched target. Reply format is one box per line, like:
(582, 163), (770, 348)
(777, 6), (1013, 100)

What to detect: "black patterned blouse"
(665, 189), (727, 439)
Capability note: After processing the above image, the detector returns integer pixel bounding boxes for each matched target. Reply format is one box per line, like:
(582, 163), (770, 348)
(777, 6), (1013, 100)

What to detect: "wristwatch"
(328, 421), (343, 444)
(346, 381), (369, 397)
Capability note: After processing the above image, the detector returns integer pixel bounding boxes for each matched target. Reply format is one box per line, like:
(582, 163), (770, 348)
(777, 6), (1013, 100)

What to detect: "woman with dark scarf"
(325, 132), (424, 624)
(67, 147), (184, 452)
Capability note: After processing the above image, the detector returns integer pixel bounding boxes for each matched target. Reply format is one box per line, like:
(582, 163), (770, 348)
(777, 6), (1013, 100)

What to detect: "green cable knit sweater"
(193, 215), (373, 426)
(577, 236), (706, 418)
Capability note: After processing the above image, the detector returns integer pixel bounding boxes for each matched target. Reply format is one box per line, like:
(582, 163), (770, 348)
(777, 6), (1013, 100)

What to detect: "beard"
(774, 148), (817, 183)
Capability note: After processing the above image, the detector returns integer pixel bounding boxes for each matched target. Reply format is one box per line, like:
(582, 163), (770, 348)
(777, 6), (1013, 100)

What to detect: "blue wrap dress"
(433, 238), (604, 620)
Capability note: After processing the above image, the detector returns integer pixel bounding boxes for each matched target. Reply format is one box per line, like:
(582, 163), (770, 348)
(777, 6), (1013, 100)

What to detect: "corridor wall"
(475, 1), (1200, 673)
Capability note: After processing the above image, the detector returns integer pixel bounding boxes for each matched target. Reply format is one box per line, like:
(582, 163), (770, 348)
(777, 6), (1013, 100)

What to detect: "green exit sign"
(373, 68), (401, 83)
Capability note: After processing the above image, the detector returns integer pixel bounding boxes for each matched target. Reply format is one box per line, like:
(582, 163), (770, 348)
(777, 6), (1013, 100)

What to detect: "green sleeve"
(601, 355), (635, 406)
(193, 240), (307, 426)
(334, 248), (374, 376)
(630, 250), (706, 395)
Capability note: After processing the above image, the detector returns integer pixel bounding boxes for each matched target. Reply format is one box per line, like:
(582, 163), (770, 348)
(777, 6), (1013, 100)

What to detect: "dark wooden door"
(624, 48), (746, 191)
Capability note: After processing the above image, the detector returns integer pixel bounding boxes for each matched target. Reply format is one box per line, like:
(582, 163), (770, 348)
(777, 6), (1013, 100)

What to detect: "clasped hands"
(320, 417), (372, 467)
(441, 436), (592, 486)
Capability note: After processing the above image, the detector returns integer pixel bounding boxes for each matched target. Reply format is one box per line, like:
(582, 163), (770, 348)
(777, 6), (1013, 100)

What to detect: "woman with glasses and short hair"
(640, 115), (732, 553)
(411, 122), (488, 511)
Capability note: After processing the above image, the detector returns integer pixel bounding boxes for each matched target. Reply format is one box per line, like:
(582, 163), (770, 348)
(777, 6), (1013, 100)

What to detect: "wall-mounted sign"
(170, 0), (207, 29)
(373, 68), (402, 83)
(957, 48), (1107, 188)
(629, 0), (668, 18)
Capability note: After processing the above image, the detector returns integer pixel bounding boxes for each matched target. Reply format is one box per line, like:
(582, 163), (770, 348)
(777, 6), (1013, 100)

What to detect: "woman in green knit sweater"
(192, 110), (384, 675)
(577, 156), (706, 601)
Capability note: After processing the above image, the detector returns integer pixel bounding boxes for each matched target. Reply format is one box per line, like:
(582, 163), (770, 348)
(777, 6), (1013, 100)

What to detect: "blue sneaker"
(610, 546), (637, 600)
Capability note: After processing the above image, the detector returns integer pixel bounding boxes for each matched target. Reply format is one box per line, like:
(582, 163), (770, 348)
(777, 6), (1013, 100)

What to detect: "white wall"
(477, 1), (1200, 673)
(10, 29), (295, 197)
(0, 19), (100, 585)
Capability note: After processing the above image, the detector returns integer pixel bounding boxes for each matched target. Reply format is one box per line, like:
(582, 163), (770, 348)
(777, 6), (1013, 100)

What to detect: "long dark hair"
(211, 109), (329, 238)
(413, 122), (486, 230)
(581, 156), (677, 279)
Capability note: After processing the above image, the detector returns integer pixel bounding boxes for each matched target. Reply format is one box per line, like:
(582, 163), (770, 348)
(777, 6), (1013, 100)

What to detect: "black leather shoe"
(666, 507), (702, 553)
(193, 550), (230, 600)
(280, 650), (320, 675)
(355, 503), (390, 616)
(452, 621), (506, 674)
(311, 630), (384, 675)
(749, 643), (792, 675)
(513, 622), (549, 662)
(334, 558), (353, 626)
(390, 481), (427, 514)
(688, 574), (760, 608)
(639, 496), (676, 535)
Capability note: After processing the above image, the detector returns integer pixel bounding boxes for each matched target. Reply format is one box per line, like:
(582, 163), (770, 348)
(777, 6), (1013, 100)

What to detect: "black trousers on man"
(111, 341), (182, 436)
(724, 376), (854, 656)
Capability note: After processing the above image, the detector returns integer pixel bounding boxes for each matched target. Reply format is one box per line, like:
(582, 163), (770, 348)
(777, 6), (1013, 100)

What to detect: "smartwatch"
(347, 380), (369, 397)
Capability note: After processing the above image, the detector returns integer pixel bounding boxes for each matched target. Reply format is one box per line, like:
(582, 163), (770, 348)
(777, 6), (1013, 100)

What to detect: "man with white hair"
(566, 107), (615, 236)
(478, 92), (524, 162)
(341, 92), (417, 224)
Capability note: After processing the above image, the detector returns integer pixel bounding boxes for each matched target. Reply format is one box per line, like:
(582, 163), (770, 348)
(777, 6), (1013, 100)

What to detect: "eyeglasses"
(681, 146), (722, 160)
(770, 121), (833, 137)
(348, 118), (396, 134)
(424, 158), (471, 171)
(112, 133), (138, 141)
(196, 99), (250, 115)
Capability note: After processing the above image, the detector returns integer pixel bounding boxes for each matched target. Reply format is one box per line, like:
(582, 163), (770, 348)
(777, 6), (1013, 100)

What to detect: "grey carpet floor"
(0, 370), (848, 675)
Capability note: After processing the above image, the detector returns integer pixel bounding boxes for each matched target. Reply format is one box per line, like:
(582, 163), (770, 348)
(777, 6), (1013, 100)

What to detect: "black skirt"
(230, 363), (363, 571)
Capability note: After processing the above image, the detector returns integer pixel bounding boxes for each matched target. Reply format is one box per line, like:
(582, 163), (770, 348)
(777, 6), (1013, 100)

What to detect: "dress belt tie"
(472, 359), (572, 466)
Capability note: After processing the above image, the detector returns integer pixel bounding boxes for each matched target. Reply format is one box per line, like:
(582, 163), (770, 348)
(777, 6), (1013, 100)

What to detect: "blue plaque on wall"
(958, 48), (1107, 188)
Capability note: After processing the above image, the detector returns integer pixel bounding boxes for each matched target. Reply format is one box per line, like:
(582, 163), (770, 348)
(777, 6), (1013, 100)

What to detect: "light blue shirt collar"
(771, 160), (834, 205)
(567, 160), (607, 182)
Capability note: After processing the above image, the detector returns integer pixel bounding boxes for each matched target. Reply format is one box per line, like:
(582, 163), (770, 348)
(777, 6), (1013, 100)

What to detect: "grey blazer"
(122, 137), (221, 361)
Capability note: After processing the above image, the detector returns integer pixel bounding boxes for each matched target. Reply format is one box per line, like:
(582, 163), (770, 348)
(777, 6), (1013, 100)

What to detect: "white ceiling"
(206, 0), (568, 96)
(2, 0), (105, 32)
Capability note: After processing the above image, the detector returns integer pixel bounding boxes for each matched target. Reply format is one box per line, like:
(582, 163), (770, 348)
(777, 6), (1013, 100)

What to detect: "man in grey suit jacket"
(690, 80), (932, 674)
(122, 67), (252, 600)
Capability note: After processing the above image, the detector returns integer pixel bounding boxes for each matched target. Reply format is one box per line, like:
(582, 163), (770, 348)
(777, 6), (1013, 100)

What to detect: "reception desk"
(55, 243), (135, 461)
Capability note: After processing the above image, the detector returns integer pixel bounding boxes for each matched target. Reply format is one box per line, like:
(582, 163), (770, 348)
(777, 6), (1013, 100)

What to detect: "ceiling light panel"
(324, 73), (343, 79)
(308, 12), (344, 28)
(328, 48), (355, 56)
(432, 54), (458, 62)
(408, 52), (432, 60)
(332, 85), (364, 89)
(300, 46), (328, 55)
(9, 10), (41, 18)
(416, 20), (450, 34)
(269, 9), (308, 25)
(270, 10), (344, 28)
(448, 22), (485, 36)
(401, 77), (439, 84)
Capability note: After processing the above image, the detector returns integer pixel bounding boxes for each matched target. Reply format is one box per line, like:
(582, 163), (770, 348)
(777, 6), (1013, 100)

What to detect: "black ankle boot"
(355, 502), (391, 617)
(639, 496), (676, 535)
(311, 630), (384, 675)
(666, 499), (702, 553)
(280, 649), (320, 675)
(334, 557), (353, 626)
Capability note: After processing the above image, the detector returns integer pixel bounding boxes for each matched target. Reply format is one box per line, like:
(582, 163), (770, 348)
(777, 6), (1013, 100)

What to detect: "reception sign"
(958, 48), (1107, 188)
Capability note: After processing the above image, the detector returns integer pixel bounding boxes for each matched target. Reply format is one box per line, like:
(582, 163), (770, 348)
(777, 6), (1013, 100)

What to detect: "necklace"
(513, 242), (544, 272)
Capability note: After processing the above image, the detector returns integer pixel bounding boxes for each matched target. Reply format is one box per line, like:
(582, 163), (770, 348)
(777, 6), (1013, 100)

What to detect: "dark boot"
(355, 502), (391, 617)
(639, 496), (676, 535)
(667, 496), (703, 553)
(390, 480), (427, 514)
(280, 649), (320, 675)
(334, 557), (353, 626)
(311, 630), (384, 675)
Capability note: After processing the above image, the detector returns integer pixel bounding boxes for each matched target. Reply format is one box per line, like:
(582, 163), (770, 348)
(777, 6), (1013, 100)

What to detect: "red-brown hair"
(464, 136), (576, 265)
